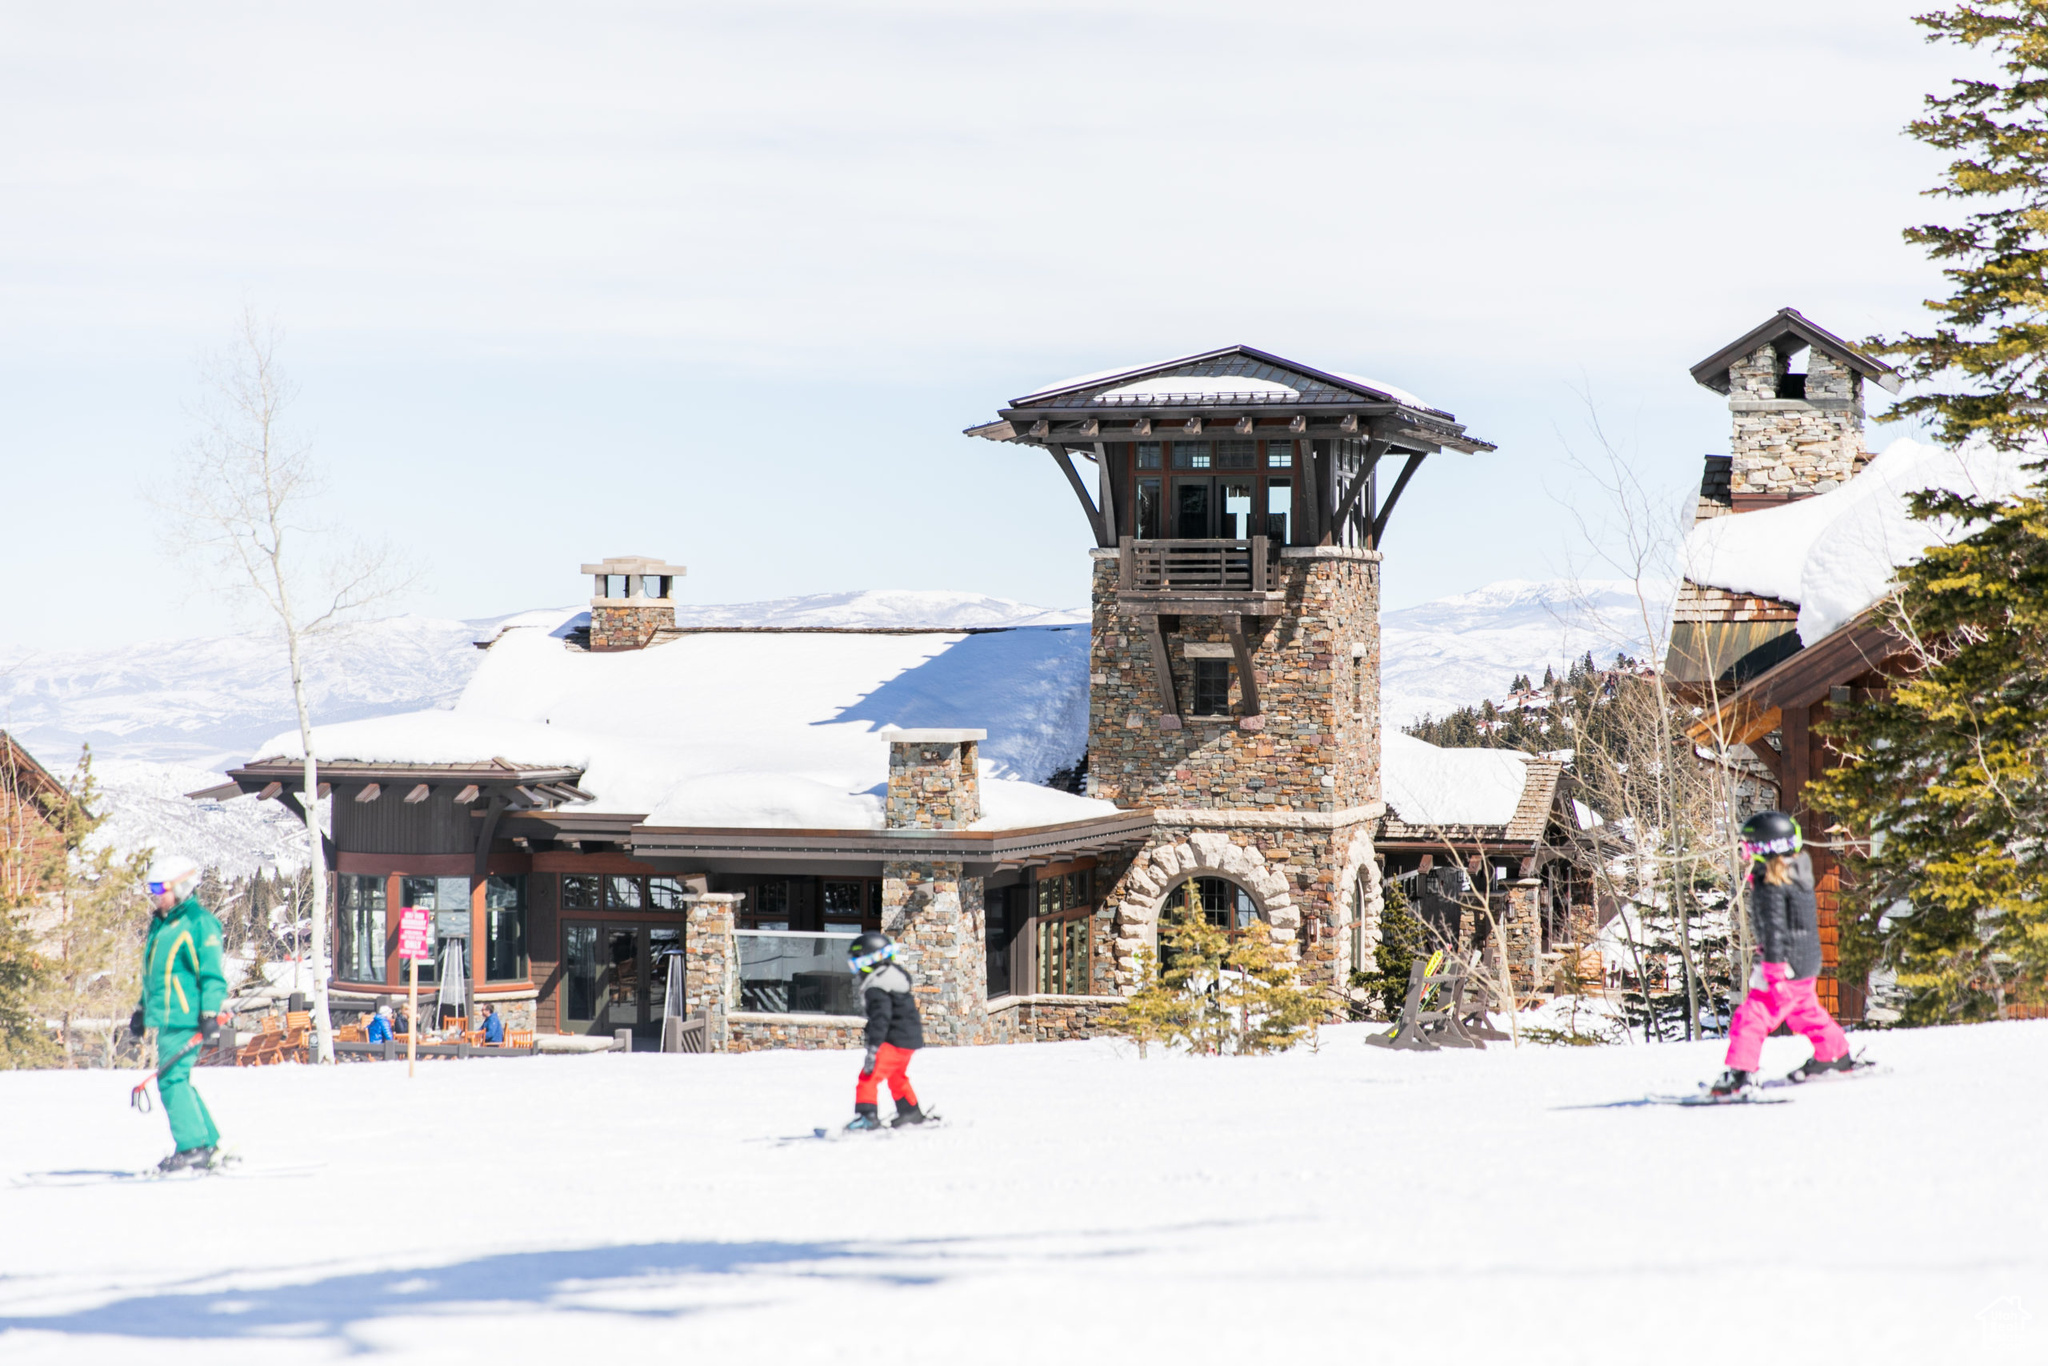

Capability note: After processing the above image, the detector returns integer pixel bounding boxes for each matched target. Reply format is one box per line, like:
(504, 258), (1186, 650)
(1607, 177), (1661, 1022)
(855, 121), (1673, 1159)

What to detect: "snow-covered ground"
(1, 1021), (2040, 1364)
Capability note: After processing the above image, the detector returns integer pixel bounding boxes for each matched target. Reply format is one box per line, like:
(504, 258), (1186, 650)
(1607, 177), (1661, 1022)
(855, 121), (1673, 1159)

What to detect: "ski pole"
(130, 1034), (206, 1114)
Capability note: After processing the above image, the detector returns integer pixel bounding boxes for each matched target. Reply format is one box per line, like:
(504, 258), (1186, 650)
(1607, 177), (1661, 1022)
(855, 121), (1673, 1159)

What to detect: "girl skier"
(846, 932), (927, 1130)
(1710, 811), (1855, 1098)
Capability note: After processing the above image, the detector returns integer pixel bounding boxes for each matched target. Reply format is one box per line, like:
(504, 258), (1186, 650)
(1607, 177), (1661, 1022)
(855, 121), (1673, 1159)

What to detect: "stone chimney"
(884, 729), (984, 829)
(581, 556), (687, 651)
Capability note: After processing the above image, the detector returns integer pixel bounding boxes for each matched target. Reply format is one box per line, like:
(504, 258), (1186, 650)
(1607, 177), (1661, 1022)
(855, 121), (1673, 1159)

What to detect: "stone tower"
(969, 345), (1494, 992)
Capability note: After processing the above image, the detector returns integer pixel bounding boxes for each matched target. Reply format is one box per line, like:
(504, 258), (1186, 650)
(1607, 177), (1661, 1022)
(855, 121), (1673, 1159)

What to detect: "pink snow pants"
(1725, 962), (1848, 1072)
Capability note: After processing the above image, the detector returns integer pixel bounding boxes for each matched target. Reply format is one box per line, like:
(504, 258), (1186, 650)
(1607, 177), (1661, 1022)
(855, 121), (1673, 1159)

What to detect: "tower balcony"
(1116, 536), (1285, 616)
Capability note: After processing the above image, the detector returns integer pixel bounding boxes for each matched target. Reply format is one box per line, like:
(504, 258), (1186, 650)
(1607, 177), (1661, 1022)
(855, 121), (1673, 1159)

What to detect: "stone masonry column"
(881, 729), (992, 1045)
(681, 893), (741, 1051)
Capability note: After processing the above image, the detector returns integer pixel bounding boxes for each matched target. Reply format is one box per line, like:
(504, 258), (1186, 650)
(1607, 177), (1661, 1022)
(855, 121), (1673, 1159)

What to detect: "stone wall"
(1727, 344), (1867, 499)
(590, 601), (675, 651)
(988, 994), (1124, 1041)
(726, 1013), (865, 1052)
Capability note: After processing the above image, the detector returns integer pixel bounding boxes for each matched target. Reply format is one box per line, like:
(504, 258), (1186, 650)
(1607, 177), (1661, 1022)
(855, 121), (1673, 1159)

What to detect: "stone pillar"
(681, 893), (741, 1050)
(885, 729), (983, 828)
(1503, 879), (1542, 994)
(881, 729), (991, 1044)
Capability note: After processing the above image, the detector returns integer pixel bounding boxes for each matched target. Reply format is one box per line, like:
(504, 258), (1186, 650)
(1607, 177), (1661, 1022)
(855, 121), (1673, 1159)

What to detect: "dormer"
(1689, 308), (1900, 510)
(580, 555), (687, 651)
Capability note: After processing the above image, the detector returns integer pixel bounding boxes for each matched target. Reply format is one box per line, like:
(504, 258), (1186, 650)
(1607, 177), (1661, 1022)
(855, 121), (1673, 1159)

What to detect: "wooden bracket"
(1183, 417), (1202, 435)
(354, 783), (382, 803)
(474, 795), (508, 884)
(1333, 439), (1391, 537)
(277, 788), (336, 868)
(1134, 417), (1152, 437)
(1225, 615), (1262, 718)
(1234, 415), (1254, 434)
(1143, 613), (1180, 725)
(1049, 444), (1111, 547)
(403, 784), (431, 804)
(1288, 414), (1307, 433)
(1368, 452), (1427, 548)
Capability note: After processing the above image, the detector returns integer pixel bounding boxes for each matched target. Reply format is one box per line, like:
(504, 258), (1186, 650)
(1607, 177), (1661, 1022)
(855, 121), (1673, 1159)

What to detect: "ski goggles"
(146, 879), (178, 897)
(1739, 830), (1802, 861)
(848, 944), (897, 974)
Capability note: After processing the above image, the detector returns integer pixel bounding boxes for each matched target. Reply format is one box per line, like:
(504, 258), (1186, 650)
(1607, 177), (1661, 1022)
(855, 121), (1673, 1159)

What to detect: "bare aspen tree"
(161, 311), (411, 1064)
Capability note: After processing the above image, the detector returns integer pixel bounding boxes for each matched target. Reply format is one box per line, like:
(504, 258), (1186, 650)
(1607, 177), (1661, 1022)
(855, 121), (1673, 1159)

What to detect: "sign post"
(398, 906), (432, 1078)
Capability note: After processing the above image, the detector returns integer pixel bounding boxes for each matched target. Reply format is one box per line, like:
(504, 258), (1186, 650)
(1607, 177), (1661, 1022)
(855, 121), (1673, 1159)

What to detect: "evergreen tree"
(34, 750), (149, 1067)
(1218, 921), (1318, 1054)
(1102, 946), (1187, 1059)
(1876, 2), (2048, 448)
(1350, 875), (1425, 1018)
(1806, 3), (2048, 1021)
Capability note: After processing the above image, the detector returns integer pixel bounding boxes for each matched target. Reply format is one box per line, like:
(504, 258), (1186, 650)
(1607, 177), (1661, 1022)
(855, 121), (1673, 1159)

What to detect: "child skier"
(129, 853), (230, 1171)
(1709, 811), (1854, 1098)
(846, 932), (927, 1130)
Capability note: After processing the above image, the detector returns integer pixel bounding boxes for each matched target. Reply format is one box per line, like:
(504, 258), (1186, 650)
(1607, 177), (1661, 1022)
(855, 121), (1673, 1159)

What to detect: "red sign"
(398, 906), (432, 961)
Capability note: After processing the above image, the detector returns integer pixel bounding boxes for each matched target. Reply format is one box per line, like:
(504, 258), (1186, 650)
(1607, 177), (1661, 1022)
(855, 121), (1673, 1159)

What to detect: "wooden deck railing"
(1118, 537), (1274, 595)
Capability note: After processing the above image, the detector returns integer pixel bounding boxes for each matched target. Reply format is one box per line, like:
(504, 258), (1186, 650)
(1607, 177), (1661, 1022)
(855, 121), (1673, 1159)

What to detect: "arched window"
(1163, 876), (1261, 936)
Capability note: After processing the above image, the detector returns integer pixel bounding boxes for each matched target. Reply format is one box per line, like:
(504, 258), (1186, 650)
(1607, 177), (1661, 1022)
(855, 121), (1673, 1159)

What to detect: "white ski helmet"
(144, 853), (202, 903)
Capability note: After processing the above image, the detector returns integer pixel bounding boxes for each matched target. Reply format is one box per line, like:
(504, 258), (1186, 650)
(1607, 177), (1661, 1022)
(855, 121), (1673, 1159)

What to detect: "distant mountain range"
(1, 581), (1663, 874)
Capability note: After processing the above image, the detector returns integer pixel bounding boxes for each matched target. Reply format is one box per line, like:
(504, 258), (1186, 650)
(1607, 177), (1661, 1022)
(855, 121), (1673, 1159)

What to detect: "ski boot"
(157, 1145), (217, 1174)
(1707, 1068), (1754, 1100)
(891, 1098), (927, 1128)
(844, 1104), (884, 1132)
(1788, 1055), (1857, 1083)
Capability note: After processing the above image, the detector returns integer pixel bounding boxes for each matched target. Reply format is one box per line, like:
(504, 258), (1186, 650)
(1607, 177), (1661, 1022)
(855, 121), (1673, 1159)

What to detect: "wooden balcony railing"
(1118, 537), (1275, 596)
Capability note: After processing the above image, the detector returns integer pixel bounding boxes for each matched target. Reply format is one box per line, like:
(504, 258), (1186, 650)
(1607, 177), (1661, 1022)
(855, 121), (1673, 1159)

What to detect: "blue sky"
(0, 1), (1966, 648)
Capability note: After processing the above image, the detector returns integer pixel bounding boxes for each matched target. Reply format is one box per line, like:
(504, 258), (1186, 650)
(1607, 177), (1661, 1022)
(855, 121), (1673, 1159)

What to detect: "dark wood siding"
(528, 871), (561, 1032)
(333, 787), (478, 856)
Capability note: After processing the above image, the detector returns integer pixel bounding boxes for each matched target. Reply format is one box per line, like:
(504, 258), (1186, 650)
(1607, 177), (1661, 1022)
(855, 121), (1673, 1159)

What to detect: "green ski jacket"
(141, 896), (228, 1030)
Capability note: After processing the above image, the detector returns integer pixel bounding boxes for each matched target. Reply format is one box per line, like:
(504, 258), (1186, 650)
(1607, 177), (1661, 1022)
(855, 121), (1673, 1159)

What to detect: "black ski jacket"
(1747, 851), (1823, 980)
(860, 963), (924, 1050)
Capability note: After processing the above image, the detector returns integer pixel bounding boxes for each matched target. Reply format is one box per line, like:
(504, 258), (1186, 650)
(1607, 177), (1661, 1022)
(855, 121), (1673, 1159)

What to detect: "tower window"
(1172, 441), (1211, 469)
(1136, 442), (1162, 469)
(1267, 440), (1294, 468)
(1214, 439), (1256, 469)
(1192, 658), (1231, 715)
(1352, 654), (1364, 716)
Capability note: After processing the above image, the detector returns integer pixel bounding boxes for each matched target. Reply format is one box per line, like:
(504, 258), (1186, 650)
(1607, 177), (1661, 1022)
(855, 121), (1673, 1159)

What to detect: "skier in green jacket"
(129, 853), (229, 1172)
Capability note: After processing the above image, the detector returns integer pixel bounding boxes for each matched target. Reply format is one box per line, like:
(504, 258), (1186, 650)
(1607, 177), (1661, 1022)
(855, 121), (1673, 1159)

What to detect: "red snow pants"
(1724, 962), (1848, 1072)
(855, 1043), (918, 1108)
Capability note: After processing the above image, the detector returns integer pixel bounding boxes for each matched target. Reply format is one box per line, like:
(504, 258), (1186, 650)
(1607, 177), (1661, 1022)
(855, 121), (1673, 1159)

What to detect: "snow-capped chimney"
(581, 555), (686, 651)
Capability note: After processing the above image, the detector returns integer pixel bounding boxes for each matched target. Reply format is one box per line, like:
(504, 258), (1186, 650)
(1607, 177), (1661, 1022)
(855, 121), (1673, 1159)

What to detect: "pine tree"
(1876, 2), (2048, 448)
(1102, 946), (1188, 1059)
(34, 749), (149, 1066)
(1218, 921), (1318, 1054)
(1350, 875), (1425, 1018)
(1804, 3), (2048, 1021)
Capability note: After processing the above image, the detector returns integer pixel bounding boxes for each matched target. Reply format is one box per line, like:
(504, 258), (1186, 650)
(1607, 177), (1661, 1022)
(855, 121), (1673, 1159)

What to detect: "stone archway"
(1112, 832), (1295, 988)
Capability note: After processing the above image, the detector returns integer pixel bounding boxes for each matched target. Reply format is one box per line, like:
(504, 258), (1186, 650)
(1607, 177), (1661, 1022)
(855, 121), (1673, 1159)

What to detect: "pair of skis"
(1652, 1056), (1885, 1107)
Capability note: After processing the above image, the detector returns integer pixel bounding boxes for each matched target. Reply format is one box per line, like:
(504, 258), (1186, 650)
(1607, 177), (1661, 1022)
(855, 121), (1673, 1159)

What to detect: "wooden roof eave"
(1689, 308), (1902, 395)
(1684, 613), (1910, 746)
(629, 809), (1157, 868)
(229, 760), (588, 787)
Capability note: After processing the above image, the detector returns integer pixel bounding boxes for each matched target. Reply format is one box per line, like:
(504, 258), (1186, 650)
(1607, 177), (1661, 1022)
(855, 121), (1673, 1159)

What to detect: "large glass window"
(1136, 477), (1161, 540)
(562, 874), (600, 910)
(564, 924), (599, 1022)
(1267, 440), (1294, 469)
(1136, 441), (1162, 469)
(1223, 480), (1254, 539)
(1214, 438), (1255, 469)
(649, 926), (684, 1016)
(648, 877), (690, 911)
(399, 876), (469, 984)
(1266, 479), (1291, 542)
(1171, 441), (1210, 470)
(485, 875), (527, 982)
(822, 880), (865, 927)
(1175, 480), (1212, 538)
(745, 878), (792, 930)
(735, 931), (861, 1015)
(606, 876), (644, 911)
(607, 928), (639, 1012)
(336, 874), (387, 982)
(1034, 870), (1094, 995)
(1168, 876), (1261, 934)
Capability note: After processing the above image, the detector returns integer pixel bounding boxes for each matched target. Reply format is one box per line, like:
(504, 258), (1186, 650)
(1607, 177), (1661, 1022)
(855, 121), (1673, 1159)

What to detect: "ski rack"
(1365, 956), (1507, 1051)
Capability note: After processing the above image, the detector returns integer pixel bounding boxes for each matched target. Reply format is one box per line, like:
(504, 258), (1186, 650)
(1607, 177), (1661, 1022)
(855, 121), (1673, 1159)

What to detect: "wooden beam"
(1340, 414), (1360, 434)
(1368, 452), (1427, 548)
(1104, 443), (1131, 539)
(1049, 444), (1110, 547)
(1298, 439), (1323, 544)
(1133, 417), (1152, 437)
(1143, 613), (1181, 725)
(1225, 616), (1262, 718)
(1078, 417), (1100, 437)
(1234, 416), (1253, 434)
(1029, 419), (1050, 438)
(316, 783), (331, 799)
(258, 781), (283, 801)
(403, 783), (431, 804)
(354, 783), (382, 803)
(454, 784), (480, 805)
(1288, 415), (1307, 433)
(1313, 439), (1337, 546)
(277, 789), (336, 868)
(1183, 417), (1202, 435)
(1094, 441), (1117, 542)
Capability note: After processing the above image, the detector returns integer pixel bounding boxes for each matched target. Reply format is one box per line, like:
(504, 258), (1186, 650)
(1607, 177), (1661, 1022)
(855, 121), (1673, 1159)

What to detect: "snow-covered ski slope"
(1, 1020), (2038, 1364)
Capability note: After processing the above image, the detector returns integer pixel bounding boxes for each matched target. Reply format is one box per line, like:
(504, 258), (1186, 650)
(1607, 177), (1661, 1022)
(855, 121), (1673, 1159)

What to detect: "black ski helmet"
(1739, 810), (1802, 862)
(848, 932), (896, 975)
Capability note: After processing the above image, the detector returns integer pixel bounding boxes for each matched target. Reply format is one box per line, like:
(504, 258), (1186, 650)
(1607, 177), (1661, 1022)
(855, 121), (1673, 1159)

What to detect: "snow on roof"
(1100, 376), (1299, 400)
(1381, 729), (1533, 828)
(1329, 370), (1434, 412)
(1682, 437), (2040, 642)
(254, 625), (1114, 832)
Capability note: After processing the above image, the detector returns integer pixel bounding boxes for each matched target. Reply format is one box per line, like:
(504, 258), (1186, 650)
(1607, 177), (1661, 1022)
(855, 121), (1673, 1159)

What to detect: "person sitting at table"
(481, 1004), (504, 1044)
(367, 1005), (394, 1044)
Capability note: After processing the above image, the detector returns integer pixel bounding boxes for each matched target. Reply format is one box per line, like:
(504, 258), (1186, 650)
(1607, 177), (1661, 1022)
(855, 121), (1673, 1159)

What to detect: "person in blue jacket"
(367, 1005), (394, 1044)
(481, 1004), (505, 1044)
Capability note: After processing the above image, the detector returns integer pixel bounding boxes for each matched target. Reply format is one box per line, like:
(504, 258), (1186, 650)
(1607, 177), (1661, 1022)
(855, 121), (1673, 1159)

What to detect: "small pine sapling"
(1102, 945), (1187, 1059)
(1220, 920), (1318, 1054)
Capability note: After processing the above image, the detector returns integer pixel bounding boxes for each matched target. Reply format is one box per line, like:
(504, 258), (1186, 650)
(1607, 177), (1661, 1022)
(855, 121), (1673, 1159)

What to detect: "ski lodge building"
(203, 347), (1599, 1047)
